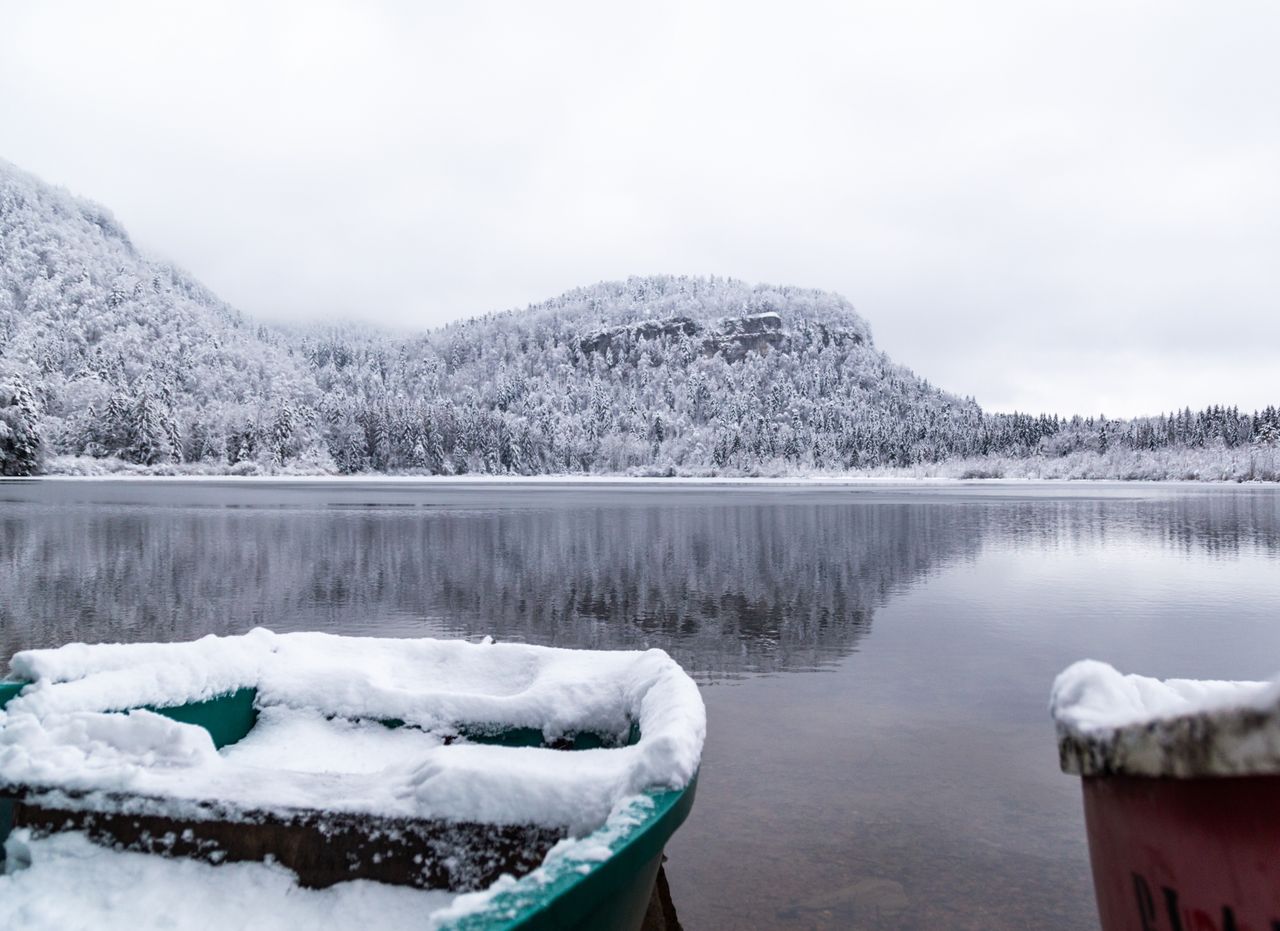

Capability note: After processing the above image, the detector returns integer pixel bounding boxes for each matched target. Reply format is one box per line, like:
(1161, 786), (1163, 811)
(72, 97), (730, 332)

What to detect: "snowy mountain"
(1, 159), (1276, 478)
(0, 160), (985, 475)
(0, 160), (316, 471)
(304, 275), (984, 474)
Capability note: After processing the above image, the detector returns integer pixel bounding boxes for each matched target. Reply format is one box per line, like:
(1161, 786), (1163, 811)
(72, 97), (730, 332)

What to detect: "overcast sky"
(2, 2), (1277, 417)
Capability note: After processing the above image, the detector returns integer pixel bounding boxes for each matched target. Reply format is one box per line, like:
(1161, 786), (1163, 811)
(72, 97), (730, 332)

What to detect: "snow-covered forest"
(2, 160), (1277, 480)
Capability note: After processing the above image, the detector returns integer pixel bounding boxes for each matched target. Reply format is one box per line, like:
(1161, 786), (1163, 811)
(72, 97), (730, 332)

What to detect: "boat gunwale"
(1057, 702), (1280, 779)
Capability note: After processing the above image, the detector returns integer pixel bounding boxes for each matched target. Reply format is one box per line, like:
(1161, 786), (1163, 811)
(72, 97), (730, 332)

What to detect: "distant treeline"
(981, 406), (1280, 457)
(6, 353), (1276, 479)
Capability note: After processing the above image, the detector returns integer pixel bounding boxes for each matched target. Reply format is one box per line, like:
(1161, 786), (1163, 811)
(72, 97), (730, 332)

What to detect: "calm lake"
(2, 478), (1279, 929)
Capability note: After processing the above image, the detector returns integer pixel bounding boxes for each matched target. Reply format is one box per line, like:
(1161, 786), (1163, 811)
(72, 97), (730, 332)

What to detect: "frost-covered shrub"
(960, 466), (1005, 479)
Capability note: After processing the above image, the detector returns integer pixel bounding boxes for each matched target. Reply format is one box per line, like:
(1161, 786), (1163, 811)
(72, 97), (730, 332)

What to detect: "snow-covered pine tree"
(0, 373), (44, 475)
(103, 393), (131, 456)
(124, 380), (179, 465)
(409, 436), (430, 470)
(270, 405), (296, 465)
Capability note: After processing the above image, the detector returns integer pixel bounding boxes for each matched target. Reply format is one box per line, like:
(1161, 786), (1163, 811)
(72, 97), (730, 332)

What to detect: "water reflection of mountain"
(1, 485), (1276, 680)
(0, 502), (982, 680)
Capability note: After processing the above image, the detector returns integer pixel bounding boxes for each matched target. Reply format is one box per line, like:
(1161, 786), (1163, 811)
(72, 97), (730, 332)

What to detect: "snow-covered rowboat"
(0, 631), (705, 930)
(1052, 660), (1280, 931)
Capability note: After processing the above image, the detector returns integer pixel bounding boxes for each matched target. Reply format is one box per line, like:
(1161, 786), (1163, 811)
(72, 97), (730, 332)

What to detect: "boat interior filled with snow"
(0, 630), (705, 930)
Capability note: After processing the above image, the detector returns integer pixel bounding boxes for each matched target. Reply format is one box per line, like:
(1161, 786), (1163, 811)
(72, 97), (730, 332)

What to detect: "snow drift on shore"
(1, 829), (452, 930)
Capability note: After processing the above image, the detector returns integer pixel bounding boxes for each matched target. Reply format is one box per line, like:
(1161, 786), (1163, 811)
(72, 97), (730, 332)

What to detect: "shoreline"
(25, 444), (1278, 486)
(8, 473), (1280, 488)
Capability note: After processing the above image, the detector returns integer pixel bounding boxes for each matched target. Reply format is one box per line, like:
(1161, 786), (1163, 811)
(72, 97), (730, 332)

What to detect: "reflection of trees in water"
(978, 493), (1280, 558)
(1, 491), (1277, 679)
(426, 505), (979, 679)
(0, 505), (976, 680)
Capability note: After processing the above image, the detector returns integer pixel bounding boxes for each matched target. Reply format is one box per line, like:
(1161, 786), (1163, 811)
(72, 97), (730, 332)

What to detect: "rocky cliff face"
(578, 316), (700, 357)
(577, 310), (862, 363)
(714, 312), (786, 360)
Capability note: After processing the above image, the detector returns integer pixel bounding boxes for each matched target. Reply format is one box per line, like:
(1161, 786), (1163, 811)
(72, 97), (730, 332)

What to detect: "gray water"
(2, 479), (1279, 929)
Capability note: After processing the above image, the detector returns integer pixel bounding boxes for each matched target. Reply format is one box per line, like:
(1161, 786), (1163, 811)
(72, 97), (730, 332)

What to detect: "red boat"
(1052, 660), (1280, 931)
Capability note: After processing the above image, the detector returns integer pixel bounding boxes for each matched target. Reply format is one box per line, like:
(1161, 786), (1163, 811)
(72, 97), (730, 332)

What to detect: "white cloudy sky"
(2, 1), (1277, 416)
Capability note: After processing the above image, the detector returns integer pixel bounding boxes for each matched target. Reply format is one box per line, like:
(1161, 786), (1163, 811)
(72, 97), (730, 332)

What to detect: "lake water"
(2, 479), (1278, 929)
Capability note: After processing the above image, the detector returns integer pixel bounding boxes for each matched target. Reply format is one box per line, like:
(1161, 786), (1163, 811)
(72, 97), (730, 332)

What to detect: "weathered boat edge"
(448, 777), (698, 931)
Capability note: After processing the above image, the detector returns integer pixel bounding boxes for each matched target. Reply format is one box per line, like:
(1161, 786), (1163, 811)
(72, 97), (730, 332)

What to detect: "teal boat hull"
(0, 681), (695, 931)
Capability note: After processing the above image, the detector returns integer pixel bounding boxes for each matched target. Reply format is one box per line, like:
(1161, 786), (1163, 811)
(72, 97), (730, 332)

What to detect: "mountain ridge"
(1, 159), (1276, 480)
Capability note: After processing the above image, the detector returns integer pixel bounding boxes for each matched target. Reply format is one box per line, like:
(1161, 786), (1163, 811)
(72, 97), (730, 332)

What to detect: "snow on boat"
(1051, 660), (1280, 931)
(0, 630), (705, 929)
